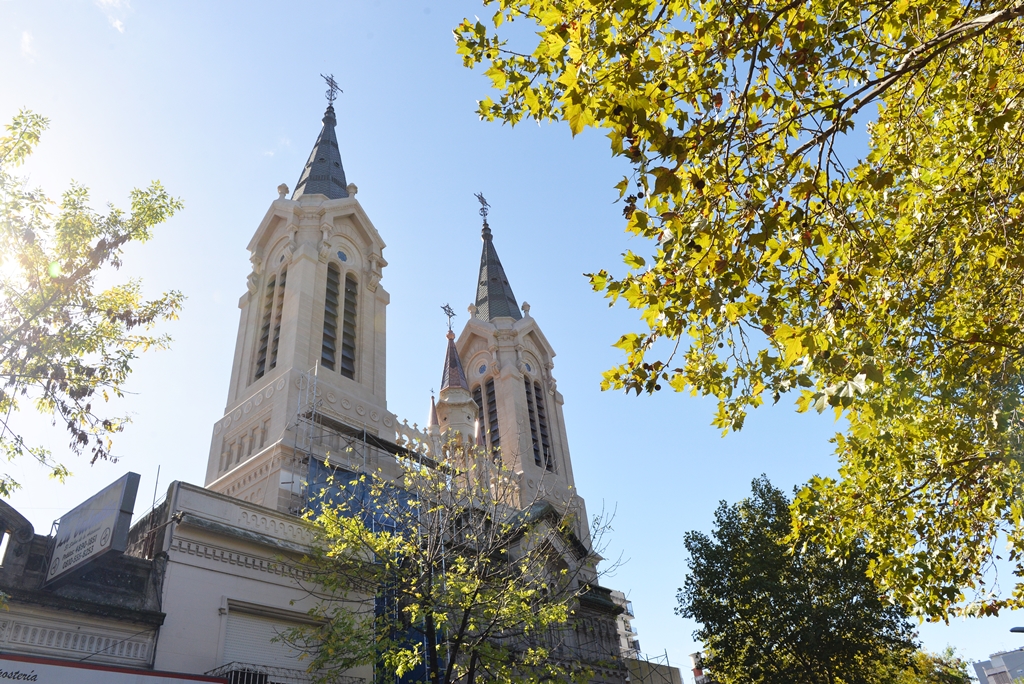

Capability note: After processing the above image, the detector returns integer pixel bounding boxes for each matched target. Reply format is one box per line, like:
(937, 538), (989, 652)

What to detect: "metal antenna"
(474, 192), (490, 228)
(441, 303), (456, 331)
(321, 73), (342, 105)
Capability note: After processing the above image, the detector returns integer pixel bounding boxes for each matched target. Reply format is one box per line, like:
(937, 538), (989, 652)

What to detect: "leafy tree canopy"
(455, 0), (1024, 619)
(0, 110), (183, 494)
(895, 648), (973, 684)
(677, 476), (917, 684)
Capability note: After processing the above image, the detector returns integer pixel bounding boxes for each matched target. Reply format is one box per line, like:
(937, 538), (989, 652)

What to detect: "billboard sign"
(45, 472), (141, 585)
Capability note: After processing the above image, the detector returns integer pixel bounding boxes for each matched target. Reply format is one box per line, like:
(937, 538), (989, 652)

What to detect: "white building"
(974, 648), (1024, 684)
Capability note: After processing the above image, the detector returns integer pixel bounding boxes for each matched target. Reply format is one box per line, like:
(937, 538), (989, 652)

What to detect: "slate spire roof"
(474, 218), (522, 321)
(440, 330), (469, 392)
(292, 105), (349, 200)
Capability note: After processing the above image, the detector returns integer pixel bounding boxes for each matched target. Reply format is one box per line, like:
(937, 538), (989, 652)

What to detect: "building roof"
(440, 330), (469, 391)
(292, 105), (349, 200)
(474, 223), (522, 321)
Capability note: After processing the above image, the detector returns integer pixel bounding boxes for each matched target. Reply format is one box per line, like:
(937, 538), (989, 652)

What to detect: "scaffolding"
(624, 651), (682, 684)
(292, 364), (424, 516)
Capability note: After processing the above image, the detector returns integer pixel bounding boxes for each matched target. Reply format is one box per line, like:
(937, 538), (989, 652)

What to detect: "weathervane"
(474, 192), (490, 229)
(441, 303), (456, 331)
(321, 73), (342, 106)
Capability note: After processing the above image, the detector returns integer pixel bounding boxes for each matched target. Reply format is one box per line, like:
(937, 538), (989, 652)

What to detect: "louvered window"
(253, 276), (276, 381)
(472, 386), (484, 434)
(321, 265), (340, 371)
(484, 379), (500, 450)
(533, 381), (553, 471)
(525, 378), (542, 467)
(268, 268), (286, 370)
(340, 274), (358, 379)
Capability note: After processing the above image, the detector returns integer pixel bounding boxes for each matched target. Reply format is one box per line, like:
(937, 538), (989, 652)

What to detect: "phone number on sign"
(59, 534), (98, 570)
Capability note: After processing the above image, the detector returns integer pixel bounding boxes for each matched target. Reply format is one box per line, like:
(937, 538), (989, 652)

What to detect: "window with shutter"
(321, 265), (340, 371)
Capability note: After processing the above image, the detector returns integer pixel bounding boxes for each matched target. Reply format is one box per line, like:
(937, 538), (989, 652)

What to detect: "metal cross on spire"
(474, 192), (490, 228)
(321, 73), (342, 105)
(441, 303), (456, 331)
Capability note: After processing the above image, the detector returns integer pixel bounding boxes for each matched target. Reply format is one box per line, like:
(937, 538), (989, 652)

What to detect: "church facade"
(197, 98), (628, 681)
(204, 99), (593, 542)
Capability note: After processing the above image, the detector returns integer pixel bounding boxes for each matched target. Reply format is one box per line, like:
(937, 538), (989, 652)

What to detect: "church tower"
(205, 100), (393, 513)
(453, 201), (580, 510)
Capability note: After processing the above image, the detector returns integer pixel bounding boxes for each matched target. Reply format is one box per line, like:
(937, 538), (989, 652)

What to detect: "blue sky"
(2, 0), (1022, 674)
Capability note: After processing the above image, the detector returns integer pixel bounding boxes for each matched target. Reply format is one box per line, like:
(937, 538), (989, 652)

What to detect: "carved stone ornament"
(276, 377), (286, 390)
(383, 415), (394, 427)
(254, 394), (263, 407)
(246, 272), (259, 295)
(326, 392), (337, 404)
(521, 301), (531, 316)
(365, 254), (381, 292)
(515, 344), (526, 374)
(282, 230), (297, 262)
(243, 401), (252, 414)
(265, 386), (274, 398)
(277, 183), (289, 199)
(355, 405), (366, 416)
(370, 410), (379, 422)
(495, 329), (518, 342)
(341, 398), (352, 410)
(318, 225), (333, 262)
(250, 254), (264, 275)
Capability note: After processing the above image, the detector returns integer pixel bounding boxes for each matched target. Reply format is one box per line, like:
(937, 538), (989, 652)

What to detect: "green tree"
(285, 441), (617, 684)
(0, 110), (183, 494)
(455, 1), (1024, 618)
(895, 648), (972, 684)
(677, 476), (917, 684)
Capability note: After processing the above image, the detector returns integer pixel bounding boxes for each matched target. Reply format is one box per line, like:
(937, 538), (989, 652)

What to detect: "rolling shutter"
(223, 612), (305, 669)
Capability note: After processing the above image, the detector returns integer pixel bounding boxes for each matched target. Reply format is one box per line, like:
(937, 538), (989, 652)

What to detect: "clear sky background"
(1, 0), (1021, 676)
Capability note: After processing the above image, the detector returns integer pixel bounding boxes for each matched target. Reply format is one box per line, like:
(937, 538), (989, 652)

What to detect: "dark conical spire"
(292, 105), (349, 200)
(440, 330), (469, 391)
(474, 215), (521, 321)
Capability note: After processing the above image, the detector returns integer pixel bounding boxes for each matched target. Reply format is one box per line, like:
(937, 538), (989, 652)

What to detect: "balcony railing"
(205, 662), (364, 684)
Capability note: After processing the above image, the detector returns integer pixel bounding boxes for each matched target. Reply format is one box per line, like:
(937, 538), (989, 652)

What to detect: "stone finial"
(468, 303), (478, 317)
(346, 183), (358, 196)
(277, 183), (289, 199)
(521, 301), (531, 316)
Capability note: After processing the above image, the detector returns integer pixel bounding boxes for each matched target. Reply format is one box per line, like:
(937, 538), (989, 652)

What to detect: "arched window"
(340, 274), (358, 379)
(484, 378), (500, 450)
(269, 268), (286, 370)
(254, 273), (277, 381)
(533, 381), (553, 471)
(321, 264), (340, 371)
(472, 385), (484, 431)
(472, 381), (501, 450)
(526, 378), (553, 471)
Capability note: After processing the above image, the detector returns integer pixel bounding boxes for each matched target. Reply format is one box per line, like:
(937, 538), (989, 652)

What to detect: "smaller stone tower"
(453, 201), (583, 519)
(434, 330), (478, 444)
